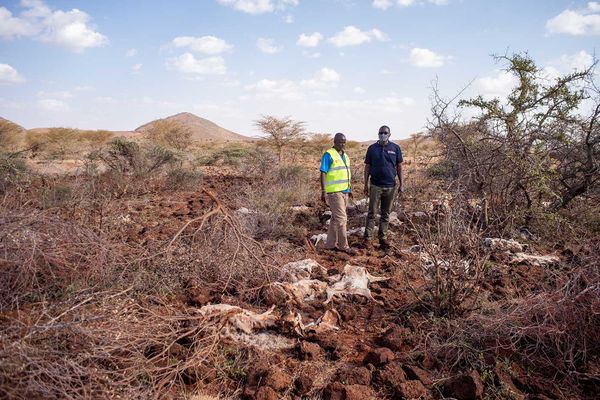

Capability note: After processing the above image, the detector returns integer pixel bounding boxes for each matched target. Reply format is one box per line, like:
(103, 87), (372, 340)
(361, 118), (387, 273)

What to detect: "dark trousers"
(365, 184), (395, 240)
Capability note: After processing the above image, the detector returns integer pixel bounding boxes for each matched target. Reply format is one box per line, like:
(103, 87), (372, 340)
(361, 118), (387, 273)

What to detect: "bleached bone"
(281, 259), (327, 282)
(483, 238), (525, 253)
(510, 253), (560, 267)
(348, 227), (366, 236)
(304, 309), (341, 333)
(236, 207), (256, 215)
(291, 205), (310, 212)
(324, 264), (388, 305)
(311, 233), (328, 246)
(198, 304), (278, 335)
(284, 309), (341, 336)
(389, 211), (402, 227)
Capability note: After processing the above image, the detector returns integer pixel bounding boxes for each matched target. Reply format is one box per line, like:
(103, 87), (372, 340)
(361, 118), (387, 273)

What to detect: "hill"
(135, 112), (249, 142)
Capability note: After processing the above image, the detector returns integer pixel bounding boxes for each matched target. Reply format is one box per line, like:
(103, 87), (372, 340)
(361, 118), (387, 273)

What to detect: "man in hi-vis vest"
(319, 133), (357, 255)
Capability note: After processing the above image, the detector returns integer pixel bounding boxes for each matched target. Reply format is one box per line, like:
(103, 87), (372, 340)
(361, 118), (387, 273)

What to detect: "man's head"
(378, 125), (391, 143)
(333, 132), (346, 151)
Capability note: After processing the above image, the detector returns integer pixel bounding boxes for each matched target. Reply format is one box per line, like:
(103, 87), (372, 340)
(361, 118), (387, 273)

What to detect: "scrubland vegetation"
(0, 54), (598, 399)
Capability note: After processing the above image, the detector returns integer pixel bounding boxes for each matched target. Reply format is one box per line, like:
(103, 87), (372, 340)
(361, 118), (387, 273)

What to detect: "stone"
(345, 385), (376, 400)
(363, 347), (395, 366)
(254, 386), (279, 400)
(379, 325), (412, 351)
(322, 382), (345, 400)
(404, 365), (433, 386)
(442, 371), (484, 400)
(374, 361), (408, 392)
(297, 341), (324, 361)
(264, 368), (293, 392)
(294, 374), (313, 395)
(336, 366), (372, 385)
(398, 380), (431, 399)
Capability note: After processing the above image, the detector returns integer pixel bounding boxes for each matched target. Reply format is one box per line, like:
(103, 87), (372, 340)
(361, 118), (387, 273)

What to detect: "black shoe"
(379, 238), (390, 250)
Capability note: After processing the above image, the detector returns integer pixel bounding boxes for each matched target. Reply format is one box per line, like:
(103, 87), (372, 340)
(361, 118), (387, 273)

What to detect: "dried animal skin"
(281, 259), (327, 282)
(272, 279), (328, 305)
(510, 253), (560, 267)
(483, 238), (526, 253)
(197, 304), (278, 335)
(324, 264), (388, 305)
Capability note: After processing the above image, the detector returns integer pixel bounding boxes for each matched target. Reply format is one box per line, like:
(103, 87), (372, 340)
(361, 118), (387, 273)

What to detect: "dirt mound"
(135, 112), (250, 142)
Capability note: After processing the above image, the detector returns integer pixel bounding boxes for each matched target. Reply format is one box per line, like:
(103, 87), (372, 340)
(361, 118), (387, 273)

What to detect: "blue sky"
(0, 0), (598, 141)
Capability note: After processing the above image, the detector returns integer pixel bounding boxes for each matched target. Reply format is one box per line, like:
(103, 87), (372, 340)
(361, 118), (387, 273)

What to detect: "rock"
(443, 372), (484, 400)
(322, 382), (345, 400)
(264, 368), (293, 392)
(294, 374), (313, 395)
(254, 386), (279, 400)
(338, 304), (357, 321)
(398, 380), (431, 399)
(494, 365), (525, 400)
(345, 385), (376, 400)
(379, 325), (412, 351)
(336, 366), (372, 385)
(363, 347), (395, 366)
(373, 361), (408, 391)
(404, 365), (433, 386)
(297, 341), (324, 361)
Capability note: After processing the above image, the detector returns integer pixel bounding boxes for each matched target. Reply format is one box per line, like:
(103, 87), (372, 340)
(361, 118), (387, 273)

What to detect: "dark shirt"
(364, 141), (403, 187)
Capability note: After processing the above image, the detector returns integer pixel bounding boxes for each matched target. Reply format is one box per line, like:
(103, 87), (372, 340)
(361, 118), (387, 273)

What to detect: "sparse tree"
(431, 53), (600, 227)
(0, 119), (23, 151)
(146, 120), (193, 151)
(255, 115), (306, 162)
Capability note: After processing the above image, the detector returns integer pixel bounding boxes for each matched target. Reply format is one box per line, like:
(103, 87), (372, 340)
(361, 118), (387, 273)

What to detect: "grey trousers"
(365, 184), (395, 240)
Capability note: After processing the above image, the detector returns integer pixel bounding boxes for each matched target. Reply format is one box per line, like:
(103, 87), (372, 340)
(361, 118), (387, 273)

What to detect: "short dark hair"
(379, 125), (390, 133)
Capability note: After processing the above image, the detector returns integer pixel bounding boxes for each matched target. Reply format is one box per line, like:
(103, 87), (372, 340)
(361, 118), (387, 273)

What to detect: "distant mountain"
(0, 117), (26, 133)
(135, 112), (250, 142)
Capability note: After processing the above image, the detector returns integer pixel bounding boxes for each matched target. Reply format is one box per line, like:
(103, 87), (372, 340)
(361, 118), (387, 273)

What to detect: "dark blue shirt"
(364, 141), (403, 187)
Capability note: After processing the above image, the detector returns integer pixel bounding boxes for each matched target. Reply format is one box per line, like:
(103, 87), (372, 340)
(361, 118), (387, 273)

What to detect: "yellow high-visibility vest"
(325, 148), (351, 193)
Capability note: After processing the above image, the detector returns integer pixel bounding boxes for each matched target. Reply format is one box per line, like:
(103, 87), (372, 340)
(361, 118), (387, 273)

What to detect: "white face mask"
(378, 132), (390, 142)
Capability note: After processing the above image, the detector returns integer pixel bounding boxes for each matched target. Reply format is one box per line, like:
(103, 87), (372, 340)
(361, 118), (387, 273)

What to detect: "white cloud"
(37, 90), (73, 99)
(301, 67), (340, 89)
(543, 50), (595, 80)
(0, 1), (107, 52)
(244, 79), (303, 100)
(38, 98), (69, 112)
(302, 50), (321, 58)
(328, 26), (389, 47)
(409, 47), (448, 67)
(166, 53), (226, 75)
(131, 63), (143, 73)
(546, 2), (600, 35)
(373, 0), (448, 9)
(297, 32), (323, 47)
(475, 70), (519, 100)
(216, 0), (298, 15)
(316, 96), (415, 113)
(0, 63), (25, 84)
(0, 7), (37, 38)
(126, 48), (138, 57)
(172, 36), (233, 55)
(283, 14), (294, 23)
(353, 87), (366, 94)
(257, 37), (282, 54)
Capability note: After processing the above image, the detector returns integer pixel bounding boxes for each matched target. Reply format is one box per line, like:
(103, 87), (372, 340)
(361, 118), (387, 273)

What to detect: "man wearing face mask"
(320, 133), (357, 255)
(363, 125), (404, 250)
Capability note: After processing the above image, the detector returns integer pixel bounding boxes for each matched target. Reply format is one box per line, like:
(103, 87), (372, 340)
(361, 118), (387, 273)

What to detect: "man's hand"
(321, 191), (327, 205)
(364, 185), (369, 196)
(348, 191), (354, 200)
(397, 185), (404, 196)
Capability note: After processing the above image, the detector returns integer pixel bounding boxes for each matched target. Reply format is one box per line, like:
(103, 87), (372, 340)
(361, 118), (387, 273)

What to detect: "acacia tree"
(431, 53), (599, 227)
(255, 115), (306, 162)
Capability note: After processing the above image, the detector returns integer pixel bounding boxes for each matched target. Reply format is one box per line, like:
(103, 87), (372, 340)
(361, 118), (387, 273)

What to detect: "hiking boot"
(379, 238), (390, 250)
(339, 247), (358, 256)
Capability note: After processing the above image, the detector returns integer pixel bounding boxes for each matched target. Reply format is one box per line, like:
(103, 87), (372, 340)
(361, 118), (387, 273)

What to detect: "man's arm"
(396, 163), (403, 193)
(363, 164), (370, 196)
(320, 172), (327, 204)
